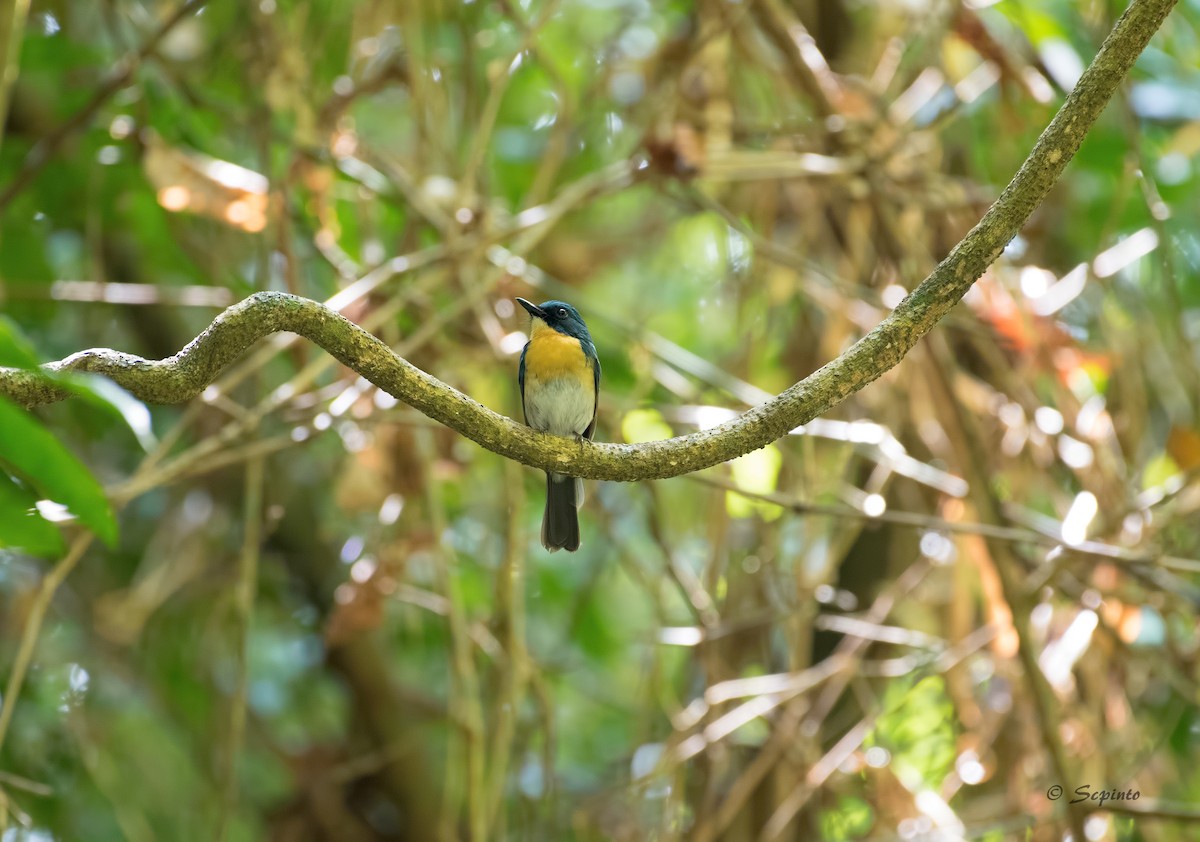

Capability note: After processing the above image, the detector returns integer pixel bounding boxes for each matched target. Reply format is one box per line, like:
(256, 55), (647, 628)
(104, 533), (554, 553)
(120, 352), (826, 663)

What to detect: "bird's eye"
(557, 307), (568, 319)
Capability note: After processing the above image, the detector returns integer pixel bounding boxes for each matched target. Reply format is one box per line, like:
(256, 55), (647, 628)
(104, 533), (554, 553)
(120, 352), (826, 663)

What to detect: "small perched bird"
(516, 298), (600, 552)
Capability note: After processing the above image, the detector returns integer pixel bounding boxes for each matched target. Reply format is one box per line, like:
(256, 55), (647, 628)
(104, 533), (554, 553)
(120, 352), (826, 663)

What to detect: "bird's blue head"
(516, 298), (592, 342)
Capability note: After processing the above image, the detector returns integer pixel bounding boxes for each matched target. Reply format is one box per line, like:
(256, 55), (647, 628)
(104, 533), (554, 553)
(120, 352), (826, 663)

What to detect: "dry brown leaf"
(142, 132), (270, 232)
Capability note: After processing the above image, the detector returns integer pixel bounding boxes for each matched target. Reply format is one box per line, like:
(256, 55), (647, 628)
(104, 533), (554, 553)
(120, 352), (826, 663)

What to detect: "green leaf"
(621, 408), (673, 444)
(727, 445), (783, 521)
(0, 315), (43, 369)
(819, 795), (874, 841)
(868, 676), (956, 790)
(1142, 452), (1181, 491)
(0, 470), (66, 556)
(57, 374), (158, 451)
(0, 395), (117, 546)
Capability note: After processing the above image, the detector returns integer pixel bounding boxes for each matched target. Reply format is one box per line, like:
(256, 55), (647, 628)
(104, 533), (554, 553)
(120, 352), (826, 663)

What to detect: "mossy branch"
(0, 0), (1177, 482)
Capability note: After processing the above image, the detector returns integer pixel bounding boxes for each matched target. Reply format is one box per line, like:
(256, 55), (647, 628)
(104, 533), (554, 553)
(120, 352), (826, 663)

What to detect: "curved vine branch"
(0, 0), (1177, 482)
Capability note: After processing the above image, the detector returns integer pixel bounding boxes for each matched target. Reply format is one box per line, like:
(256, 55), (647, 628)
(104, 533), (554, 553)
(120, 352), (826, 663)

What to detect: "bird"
(516, 297), (600, 552)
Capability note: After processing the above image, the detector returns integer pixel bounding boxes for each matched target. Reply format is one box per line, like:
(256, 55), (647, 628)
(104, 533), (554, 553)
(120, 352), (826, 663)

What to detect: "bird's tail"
(542, 472), (581, 552)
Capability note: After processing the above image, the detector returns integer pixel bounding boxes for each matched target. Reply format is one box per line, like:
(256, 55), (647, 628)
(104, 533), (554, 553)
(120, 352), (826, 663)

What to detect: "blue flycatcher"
(516, 298), (600, 552)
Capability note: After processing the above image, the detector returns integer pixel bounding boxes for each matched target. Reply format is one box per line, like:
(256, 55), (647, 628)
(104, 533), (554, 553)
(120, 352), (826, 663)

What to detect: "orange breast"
(525, 324), (592, 390)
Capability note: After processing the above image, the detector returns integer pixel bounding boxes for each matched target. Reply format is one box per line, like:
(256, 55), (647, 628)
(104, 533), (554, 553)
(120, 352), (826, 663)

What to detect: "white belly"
(526, 376), (594, 437)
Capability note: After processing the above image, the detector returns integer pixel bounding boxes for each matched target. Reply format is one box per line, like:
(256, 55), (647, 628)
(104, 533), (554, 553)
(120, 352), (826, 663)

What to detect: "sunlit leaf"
(868, 676), (956, 791)
(621, 408), (673, 444)
(1142, 452), (1180, 491)
(819, 795), (874, 841)
(726, 445), (782, 520)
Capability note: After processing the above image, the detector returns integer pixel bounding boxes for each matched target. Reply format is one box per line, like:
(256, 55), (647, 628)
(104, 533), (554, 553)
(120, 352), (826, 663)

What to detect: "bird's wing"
(584, 341), (600, 440)
(518, 341), (529, 425)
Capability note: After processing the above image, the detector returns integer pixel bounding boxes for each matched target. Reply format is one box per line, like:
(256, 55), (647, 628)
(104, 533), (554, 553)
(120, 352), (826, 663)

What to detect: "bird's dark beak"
(516, 298), (545, 319)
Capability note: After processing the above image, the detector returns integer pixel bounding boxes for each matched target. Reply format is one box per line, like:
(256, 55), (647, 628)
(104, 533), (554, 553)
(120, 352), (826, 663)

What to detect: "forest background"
(1, 0), (1200, 840)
